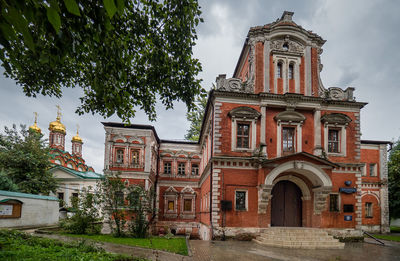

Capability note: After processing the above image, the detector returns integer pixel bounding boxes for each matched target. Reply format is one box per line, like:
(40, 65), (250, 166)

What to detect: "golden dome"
(72, 129), (83, 143)
(49, 106), (66, 134)
(29, 112), (41, 133)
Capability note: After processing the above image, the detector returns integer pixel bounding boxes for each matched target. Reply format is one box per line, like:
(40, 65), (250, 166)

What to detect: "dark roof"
(160, 139), (197, 145)
(361, 140), (392, 145)
(263, 151), (339, 168)
(101, 122), (160, 143)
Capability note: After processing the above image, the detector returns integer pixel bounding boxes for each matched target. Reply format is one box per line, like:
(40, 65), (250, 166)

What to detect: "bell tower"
(71, 125), (83, 158)
(48, 105), (66, 150)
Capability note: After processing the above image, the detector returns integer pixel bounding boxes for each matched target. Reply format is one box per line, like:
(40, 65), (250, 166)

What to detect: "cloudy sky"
(1, 0), (399, 173)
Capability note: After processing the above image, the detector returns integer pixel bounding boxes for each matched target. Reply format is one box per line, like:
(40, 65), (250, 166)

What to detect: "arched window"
(289, 64), (294, 79)
(276, 62), (282, 78)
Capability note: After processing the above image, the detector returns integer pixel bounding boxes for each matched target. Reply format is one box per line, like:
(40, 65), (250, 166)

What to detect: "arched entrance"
(271, 180), (302, 227)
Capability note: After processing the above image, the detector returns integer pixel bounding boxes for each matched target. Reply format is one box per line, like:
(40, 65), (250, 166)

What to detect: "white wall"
(0, 192), (59, 228)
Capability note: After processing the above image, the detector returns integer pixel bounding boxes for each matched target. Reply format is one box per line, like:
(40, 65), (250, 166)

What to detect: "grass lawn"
(63, 234), (188, 256)
(372, 234), (400, 242)
(0, 230), (145, 261)
(390, 226), (400, 233)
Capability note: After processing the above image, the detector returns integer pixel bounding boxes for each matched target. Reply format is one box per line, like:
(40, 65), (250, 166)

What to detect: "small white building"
(50, 165), (103, 208)
(0, 190), (59, 228)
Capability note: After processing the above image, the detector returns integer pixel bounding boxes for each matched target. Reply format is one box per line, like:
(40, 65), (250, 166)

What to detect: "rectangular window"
(115, 191), (124, 205)
(328, 129), (340, 153)
(184, 199), (192, 212)
(282, 127), (295, 153)
(365, 202), (373, 218)
(235, 191), (247, 211)
(191, 164), (199, 175)
(361, 164), (367, 176)
(168, 200), (174, 211)
(116, 149), (124, 163)
(58, 192), (64, 207)
(237, 123), (250, 148)
(276, 62), (282, 78)
(370, 163), (377, 176)
(178, 163), (185, 175)
(131, 150), (139, 165)
(164, 162), (171, 174)
(329, 194), (339, 212)
(343, 204), (354, 213)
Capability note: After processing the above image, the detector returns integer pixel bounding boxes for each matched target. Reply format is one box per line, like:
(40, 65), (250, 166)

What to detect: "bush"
(61, 187), (102, 235)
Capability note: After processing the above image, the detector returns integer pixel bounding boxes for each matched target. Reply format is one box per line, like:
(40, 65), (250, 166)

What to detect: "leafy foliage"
(0, 229), (141, 260)
(389, 139), (400, 219)
(127, 186), (155, 238)
(0, 0), (204, 122)
(97, 172), (127, 237)
(0, 169), (19, 191)
(60, 186), (102, 235)
(184, 95), (207, 141)
(0, 124), (57, 194)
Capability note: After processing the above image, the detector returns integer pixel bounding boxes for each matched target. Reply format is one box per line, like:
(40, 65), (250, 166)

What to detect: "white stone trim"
(305, 46), (311, 95)
(265, 160), (332, 187)
(231, 119), (257, 152)
(276, 121), (303, 157)
(324, 124), (347, 157)
(264, 40), (270, 92)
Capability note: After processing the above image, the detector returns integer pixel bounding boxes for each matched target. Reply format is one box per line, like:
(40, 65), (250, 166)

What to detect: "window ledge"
(233, 148), (253, 152)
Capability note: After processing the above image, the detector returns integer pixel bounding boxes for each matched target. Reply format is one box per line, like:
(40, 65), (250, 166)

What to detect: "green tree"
(0, 169), (19, 192)
(0, 124), (57, 194)
(61, 186), (102, 235)
(184, 95), (207, 141)
(97, 172), (126, 237)
(127, 185), (155, 238)
(389, 139), (400, 219)
(0, 0), (204, 122)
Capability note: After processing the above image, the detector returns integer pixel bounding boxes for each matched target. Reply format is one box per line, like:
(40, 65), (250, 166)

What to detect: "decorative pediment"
(181, 186), (196, 194)
(113, 135), (127, 143)
(128, 136), (144, 144)
(215, 74), (253, 93)
(160, 150), (174, 157)
(228, 106), (261, 119)
(274, 110), (306, 123)
(321, 113), (352, 125)
(270, 35), (305, 54)
(164, 186), (178, 194)
(323, 87), (355, 101)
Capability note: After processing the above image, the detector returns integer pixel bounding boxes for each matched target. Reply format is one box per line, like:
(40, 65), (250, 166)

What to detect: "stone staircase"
(254, 227), (345, 249)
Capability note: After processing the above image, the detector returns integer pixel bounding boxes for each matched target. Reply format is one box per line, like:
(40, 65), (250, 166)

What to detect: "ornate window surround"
(274, 110), (305, 157)
(321, 113), (351, 157)
(180, 186), (196, 219)
(229, 106), (261, 152)
(163, 186), (178, 218)
(273, 55), (300, 94)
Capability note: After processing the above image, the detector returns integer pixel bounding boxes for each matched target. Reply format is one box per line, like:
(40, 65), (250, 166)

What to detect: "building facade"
(103, 12), (390, 240)
(29, 109), (102, 208)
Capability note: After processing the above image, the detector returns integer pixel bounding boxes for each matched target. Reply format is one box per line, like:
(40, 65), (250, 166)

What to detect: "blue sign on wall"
(339, 187), (357, 194)
(344, 215), (352, 221)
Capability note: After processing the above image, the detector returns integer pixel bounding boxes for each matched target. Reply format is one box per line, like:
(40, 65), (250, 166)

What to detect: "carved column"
(258, 184), (273, 214)
(313, 108), (322, 156)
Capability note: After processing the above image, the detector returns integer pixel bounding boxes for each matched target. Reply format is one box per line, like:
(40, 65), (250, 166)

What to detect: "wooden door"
(271, 180), (302, 227)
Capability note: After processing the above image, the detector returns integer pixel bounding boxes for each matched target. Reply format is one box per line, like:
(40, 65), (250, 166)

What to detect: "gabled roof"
(0, 190), (58, 201)
(102, 122), (160, 143)
(262, 152), (339, 168)
(50, 165), (103, 180)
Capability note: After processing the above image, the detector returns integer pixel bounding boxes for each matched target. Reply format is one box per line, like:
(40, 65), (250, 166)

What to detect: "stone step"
(253, 228), (345, 250)
(258, 235), (339, 241)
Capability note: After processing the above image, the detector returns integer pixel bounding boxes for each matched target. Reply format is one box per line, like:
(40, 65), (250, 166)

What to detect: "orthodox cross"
(56, 105), (62, 119)
(33, 112), (38, 123)
(76, 124), (80, 135)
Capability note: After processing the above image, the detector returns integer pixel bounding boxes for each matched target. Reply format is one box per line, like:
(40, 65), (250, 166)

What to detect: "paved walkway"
(190, 239), (400, 261)
(33, 232), (400, 261)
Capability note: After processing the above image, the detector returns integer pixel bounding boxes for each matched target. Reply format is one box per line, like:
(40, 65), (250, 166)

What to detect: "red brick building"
(102, 12), (390, 240)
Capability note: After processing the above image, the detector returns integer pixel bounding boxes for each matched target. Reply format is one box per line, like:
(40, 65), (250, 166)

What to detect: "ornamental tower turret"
(29, 112), (41, 134)
(71, 125), (83, 158)
(49, 105), (66, 150)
